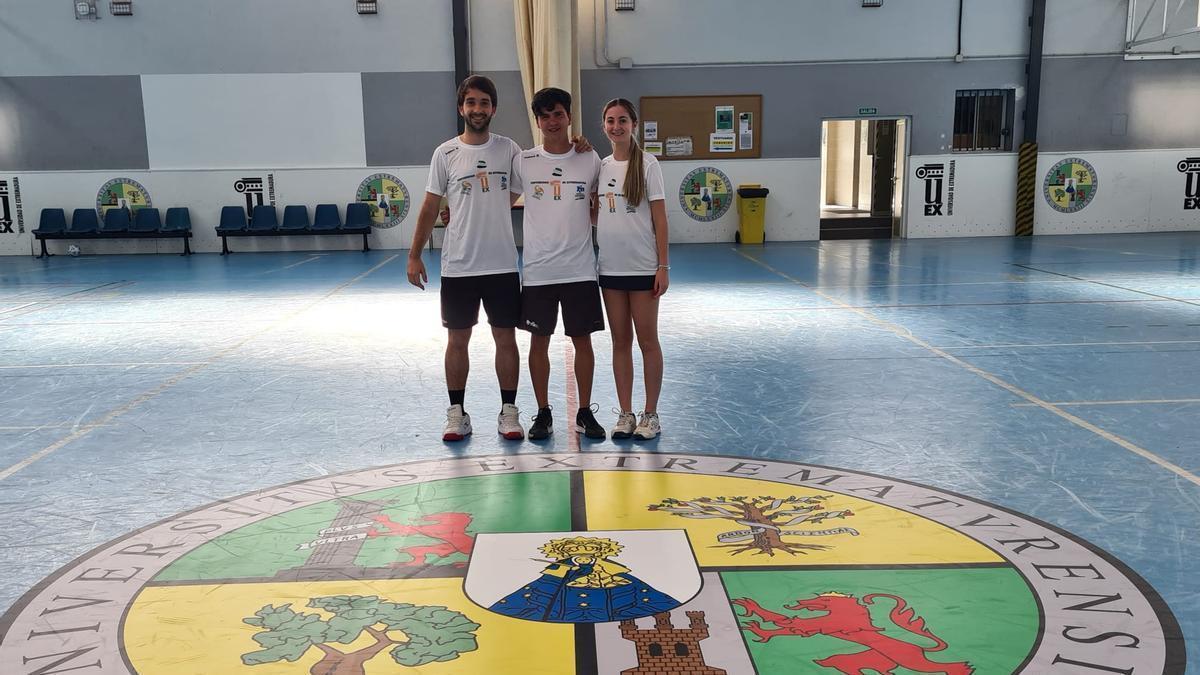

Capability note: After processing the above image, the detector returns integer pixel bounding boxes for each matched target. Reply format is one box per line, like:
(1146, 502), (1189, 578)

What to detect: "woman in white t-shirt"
(594, 98), (670, 441)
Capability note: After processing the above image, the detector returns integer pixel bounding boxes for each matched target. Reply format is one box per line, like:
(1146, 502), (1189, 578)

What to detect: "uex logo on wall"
(1178, 157), (1200, 210)
(0, 178), (23, 234)
(915, 161), (954, 216)
(234, 174), (276, 213)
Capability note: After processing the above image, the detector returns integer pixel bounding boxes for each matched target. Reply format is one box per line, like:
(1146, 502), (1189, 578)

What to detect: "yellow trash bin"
(735, 184), (770, 244)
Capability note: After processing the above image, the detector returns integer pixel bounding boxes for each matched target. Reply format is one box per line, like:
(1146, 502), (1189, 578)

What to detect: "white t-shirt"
(596, 152), (665, 276)
(512, 146), (601, 286)
(425, 134), (521, 277)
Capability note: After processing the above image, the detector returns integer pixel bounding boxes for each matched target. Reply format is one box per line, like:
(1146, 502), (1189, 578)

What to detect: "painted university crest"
(0, 454), (1184, 674)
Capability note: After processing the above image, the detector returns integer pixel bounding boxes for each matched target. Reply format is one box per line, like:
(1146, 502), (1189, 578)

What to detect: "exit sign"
(858, 107), (877, 115)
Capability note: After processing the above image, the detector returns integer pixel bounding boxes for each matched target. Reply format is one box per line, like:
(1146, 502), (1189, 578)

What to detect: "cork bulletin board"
(638, 94), (762, 161)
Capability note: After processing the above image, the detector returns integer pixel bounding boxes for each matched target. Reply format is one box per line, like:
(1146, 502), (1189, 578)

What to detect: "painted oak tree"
(648, 495), (858, 556)
(242, 595), (479, 675)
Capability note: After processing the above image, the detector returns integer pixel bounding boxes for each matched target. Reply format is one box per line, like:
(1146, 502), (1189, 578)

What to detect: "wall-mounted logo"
(1178, 157), (1200, 211)
(0, 178), (22, 235)
(233, 175), (276, 213)
(915, 161), (954, 217)
(96, 178), (152, 221)
(356, 173), (410, 229)
(679, 167), (733, 222)
(1043, 158), (1097, 214)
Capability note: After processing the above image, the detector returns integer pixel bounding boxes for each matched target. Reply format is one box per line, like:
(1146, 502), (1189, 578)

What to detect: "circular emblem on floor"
(96, 177), (152, 222)
(1043, 158), (1098, 213)
(680, 167), (733, 222)
(0, 454), (1183, 674)
(356, 173), (411, 228)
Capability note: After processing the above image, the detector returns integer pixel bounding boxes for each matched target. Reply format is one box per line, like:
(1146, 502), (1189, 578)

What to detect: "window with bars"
(953, 89), (1014, 152)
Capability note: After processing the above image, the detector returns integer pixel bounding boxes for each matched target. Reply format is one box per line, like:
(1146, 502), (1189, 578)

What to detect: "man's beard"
(466, 114), (492, 133)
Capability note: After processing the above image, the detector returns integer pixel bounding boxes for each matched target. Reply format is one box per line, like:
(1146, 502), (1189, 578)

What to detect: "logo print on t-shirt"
(533, 186), (545, 200)
(461, 180), (473, 196)
(575, 185), (587, 201)
(476, 160), (490, 192)
(550, 168), (564, 201)
(606, 192), (617, 213)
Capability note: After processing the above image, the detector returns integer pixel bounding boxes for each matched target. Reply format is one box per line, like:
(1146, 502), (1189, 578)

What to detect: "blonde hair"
(602, 98), (645, 208)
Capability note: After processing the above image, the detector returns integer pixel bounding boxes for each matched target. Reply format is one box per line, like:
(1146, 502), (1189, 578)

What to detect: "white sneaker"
(498, 403), (525, 440)
(612, 409), (637, 439)
(443, 404), (472, 441)
(633, 411), (660, 441)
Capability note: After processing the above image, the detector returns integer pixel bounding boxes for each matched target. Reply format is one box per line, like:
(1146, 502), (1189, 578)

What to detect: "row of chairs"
(33, 207), (193, 257)
(215, 203), (373, 254)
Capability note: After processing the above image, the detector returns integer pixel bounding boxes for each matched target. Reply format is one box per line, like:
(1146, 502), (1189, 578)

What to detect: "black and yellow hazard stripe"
(1014, 142), (1038, 236)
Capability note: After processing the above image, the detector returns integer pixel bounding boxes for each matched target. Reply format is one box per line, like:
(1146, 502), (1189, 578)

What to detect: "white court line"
(0, 255), (400, 481)
(1011, 398), (1200, 408)
(734, 249), (1200, 488)
(254, 255), (324, 276)
(939, 339), (1200, 349)
(0, 362), (207, 370)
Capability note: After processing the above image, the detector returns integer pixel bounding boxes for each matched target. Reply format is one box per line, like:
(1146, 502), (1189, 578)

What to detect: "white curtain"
(514, 0), (581, 143)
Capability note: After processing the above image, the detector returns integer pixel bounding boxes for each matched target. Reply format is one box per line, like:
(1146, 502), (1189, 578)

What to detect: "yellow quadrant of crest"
(583, 472), (1003, 567)
(124, 578), (573, 675)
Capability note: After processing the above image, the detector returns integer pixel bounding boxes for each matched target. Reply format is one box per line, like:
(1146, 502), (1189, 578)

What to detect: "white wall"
(906, 153), (1019, 238)
(1035, 148), (1200, 235)
(0, 0), (454, 76)
(595, 0), (1030, 66)
(142, 74), (367, 170)
(9, 167), (429, 256)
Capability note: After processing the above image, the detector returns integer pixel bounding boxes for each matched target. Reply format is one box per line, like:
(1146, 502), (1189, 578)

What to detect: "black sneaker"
(528, 406), (553, 440)
(575, 404), (606, 439)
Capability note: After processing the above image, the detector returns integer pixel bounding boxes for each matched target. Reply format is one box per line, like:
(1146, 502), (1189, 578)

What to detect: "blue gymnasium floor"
(0, 233), (1197, 674)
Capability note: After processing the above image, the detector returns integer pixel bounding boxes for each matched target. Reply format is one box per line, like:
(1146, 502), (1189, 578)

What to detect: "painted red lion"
(733, 592), (974, 675)
(366, 512), (474, 568)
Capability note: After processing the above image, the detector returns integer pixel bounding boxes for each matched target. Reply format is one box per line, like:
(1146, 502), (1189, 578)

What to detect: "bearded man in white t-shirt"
(511, 88), (606, 441)
(407, 75), (526, 442)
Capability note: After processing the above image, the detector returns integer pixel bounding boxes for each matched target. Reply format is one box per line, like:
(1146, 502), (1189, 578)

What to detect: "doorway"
(819, 117), (908, 239)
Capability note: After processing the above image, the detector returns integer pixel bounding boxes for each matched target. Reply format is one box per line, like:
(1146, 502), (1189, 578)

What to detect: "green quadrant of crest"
(721, 567), (1038, 675)
(154, 472), (570, 582)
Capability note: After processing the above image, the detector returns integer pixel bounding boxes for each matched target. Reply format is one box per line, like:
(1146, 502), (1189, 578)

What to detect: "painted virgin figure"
(489, 536), (680, 623)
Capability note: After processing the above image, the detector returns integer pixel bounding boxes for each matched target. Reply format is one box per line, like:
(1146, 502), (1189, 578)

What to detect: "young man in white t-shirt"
(511, 88), (606, 440)
(407, 75), (525, 442)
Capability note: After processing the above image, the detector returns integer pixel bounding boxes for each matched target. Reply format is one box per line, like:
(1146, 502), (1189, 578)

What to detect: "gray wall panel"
(581, 60), (1026, 158)
(1040, 57), (1200, 152)
(363, 72), (458, 167)
(476, 70), (534, 150)
(0, 76), (148, 171)
(363, 70), (532, 167)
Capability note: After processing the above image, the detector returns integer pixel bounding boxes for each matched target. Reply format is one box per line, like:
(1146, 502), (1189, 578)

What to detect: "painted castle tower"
(618, 611), (727, 675)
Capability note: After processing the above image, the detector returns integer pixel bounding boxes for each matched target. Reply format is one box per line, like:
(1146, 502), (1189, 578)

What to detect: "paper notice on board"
(665, 136), (693, 157)
(644, 141), (664, 156)
(643, 121), (658, 141)
(715, 105), (734, 131)
(710, 132), (735, 153)
(738, 112), (753, 150)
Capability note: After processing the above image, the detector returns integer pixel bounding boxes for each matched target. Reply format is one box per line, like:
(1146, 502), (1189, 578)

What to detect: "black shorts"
(520, 281), (605, 337)
(599, 274), (655, 292)
(440, 272), (521, 329)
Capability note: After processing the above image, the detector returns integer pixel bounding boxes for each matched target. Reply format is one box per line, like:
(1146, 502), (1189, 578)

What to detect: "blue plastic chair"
(249, 205), (279, 231)
(101, 208), (131, 233)
(162, 208), (192, 232)
(216, 206), (246, 233)
(311, 204), (341, 231)
(130, 207), (161, 233)
(279, 205), (310, 231)
(344, 203), (371, 231)
(68, 209), (100, 233)
(33, 209), (67, 235)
